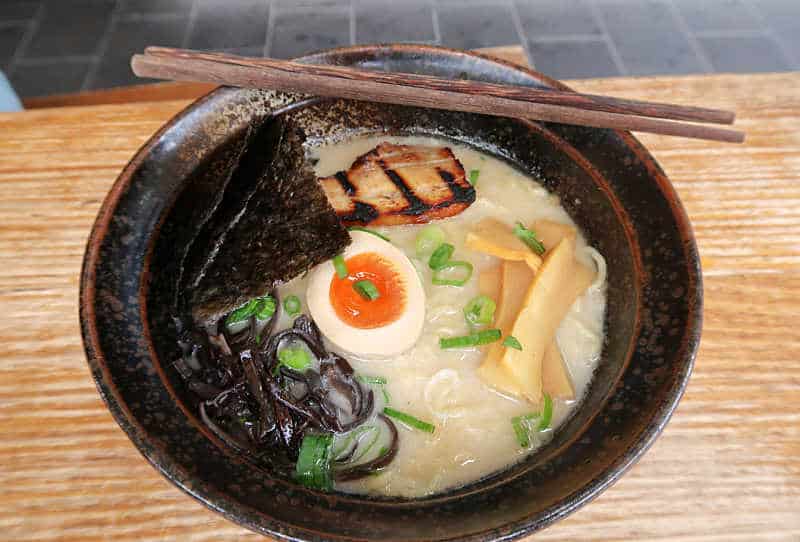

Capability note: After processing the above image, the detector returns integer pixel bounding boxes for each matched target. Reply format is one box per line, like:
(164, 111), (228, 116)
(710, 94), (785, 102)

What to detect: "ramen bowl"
(80, 44), (701, 541)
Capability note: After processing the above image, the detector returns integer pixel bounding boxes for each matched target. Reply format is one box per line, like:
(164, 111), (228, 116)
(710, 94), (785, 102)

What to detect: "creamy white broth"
(275, 135), (606, 497)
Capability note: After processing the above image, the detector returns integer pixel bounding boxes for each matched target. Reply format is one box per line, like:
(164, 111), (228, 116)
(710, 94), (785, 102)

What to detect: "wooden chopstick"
(144, 47), (734, 125)
(131, 47), (744, 143)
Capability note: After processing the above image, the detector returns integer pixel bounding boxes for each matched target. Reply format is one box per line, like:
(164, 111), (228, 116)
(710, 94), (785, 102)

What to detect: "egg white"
(306, 231), (426, 358)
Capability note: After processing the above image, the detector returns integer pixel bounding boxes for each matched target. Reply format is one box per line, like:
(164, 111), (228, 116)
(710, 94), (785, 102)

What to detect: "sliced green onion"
(295, 433), (333, 490)
(511, 416), (532, 447)
(464, 295), (496, 327)
(503, 335), (523, 350)
(348, 226), (390, 242)
(468, 169), (480, 185)
(383, 407), (435, 433)
(333, 254), (348, 279)
(225, 299), (258, 326)
(255, 296), (277, 321)
(225, 295), (276, 327)
(510, 393), (554, 447)
(537, 393), (553, 431)
(428, 242), (455, 269)
(415, 225), (446, 258)
(439, 328), (502, 349)
(277, 346), (312, 372)
(474, 327), (503, 345)
(283, 295), (301, 316)
(353, 279), (380, 300)
(432, 260), (473, 286)
(439, 334), (473, 349)
(356, 374), (391, 404)
(356, 375), (388, 385)
(513, 222), (545, 255)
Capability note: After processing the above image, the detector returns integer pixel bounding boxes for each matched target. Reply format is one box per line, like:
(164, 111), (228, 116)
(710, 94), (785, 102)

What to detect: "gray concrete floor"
(0, 0), (797, 98)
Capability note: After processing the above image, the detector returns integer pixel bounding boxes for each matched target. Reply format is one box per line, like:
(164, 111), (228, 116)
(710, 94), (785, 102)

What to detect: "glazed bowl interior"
(148, 97), (637, 493)
(81, 45), (700, 542)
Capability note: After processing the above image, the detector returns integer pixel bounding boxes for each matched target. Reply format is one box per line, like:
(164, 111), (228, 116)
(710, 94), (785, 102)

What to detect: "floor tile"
(120, 0), (194, 16)
(4, 0), (798, 99)
(515, 0), (601, 38)
(754, 0), (799, 35)
(186, 0), (269, 51)
(437, 3), (519, 50)
(772, 33), (800, 68)
(217, 46), (266, 57)
(528, 38), (620, 79)
(10, 59), (90, 96)
(755, 0), (800, 67)
(90, 17), (188, 89)
(0, 24), (26, 70)
(355, 1), (435, 44)
(672, 0), (760, 33)
(0, 1), (41, 22)
(597, 0), (706, 75)
(273, 0), (350, 6)
(270, 8), (350, 58)
(24, 0), (114, 58)
(89, 58), (142, 89)
(104, 16), (188, 58)
(698, 35), (789, 72)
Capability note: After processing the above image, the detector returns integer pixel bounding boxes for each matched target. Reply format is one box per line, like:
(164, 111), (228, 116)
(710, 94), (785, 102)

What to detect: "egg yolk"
(329, 252), (407, 329)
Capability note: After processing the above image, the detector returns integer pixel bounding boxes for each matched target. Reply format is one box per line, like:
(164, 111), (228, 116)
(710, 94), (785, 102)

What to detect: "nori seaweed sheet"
(181, 121), (275, 295)
(159, 123), (255, 311)
(186, 117), (350, 325)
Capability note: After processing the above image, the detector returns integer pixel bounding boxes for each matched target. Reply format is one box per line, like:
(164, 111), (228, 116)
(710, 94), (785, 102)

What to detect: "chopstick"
(132, 47), (744, 143)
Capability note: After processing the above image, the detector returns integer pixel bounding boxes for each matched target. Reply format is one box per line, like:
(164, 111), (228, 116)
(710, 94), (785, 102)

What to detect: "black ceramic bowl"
(80, 44), (701, 541)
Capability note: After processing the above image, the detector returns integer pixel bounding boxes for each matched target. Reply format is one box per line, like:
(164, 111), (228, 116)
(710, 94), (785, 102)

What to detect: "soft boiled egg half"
(307, 231), (425, 358)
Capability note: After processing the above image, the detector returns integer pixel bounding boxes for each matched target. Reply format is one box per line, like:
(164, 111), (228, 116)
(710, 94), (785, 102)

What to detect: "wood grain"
(21, 81), (219, 109)
(1, 69), (799, 541)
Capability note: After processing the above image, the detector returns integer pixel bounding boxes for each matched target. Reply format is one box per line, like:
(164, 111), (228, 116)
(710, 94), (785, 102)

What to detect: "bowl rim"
(79, 43), (702, 541)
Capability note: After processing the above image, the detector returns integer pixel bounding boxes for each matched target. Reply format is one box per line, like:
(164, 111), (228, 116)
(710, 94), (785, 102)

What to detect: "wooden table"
(1, 48), (799, 541)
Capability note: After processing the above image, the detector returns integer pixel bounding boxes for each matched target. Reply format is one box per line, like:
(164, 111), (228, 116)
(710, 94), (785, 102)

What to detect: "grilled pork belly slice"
(319, 143), (476, 226)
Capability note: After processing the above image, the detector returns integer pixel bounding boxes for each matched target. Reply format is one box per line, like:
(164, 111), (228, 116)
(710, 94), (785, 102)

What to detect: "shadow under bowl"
(80, 44), (702, 541)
